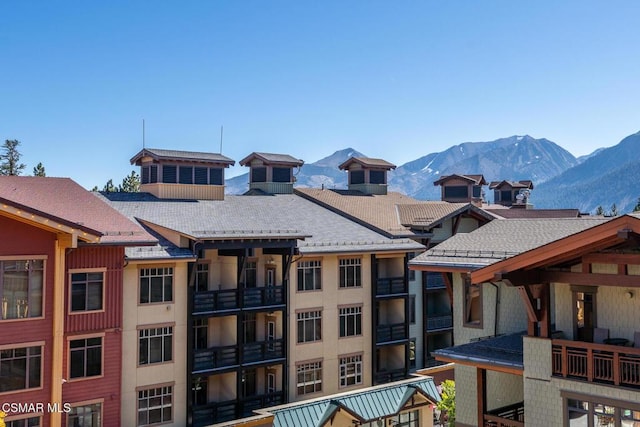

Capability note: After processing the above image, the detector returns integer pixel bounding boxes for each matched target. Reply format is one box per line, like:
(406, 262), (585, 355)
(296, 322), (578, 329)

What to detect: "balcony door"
(573, 287), (597, 342)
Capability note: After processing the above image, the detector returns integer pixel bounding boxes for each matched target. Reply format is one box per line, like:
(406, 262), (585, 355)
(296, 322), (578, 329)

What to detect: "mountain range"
(225, 131), (640, 214)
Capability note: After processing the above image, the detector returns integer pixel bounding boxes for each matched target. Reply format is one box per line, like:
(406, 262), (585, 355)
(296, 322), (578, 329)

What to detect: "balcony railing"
(484, 402), (525, 427)
(242, 339), (285, 364)
(374, 368), (407, 384)
(193, 286), (285, 314)
(551, 339), (640, 389)
(427, 314), (453, 331)
(376, 322), (407, 344)
(192, 392), (286, 427)
(376, 277), (407, 296)
(193, 344), (239, 373)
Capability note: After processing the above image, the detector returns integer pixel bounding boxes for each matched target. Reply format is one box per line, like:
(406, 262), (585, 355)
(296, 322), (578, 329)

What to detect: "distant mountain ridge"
(225, 131), (640, 214)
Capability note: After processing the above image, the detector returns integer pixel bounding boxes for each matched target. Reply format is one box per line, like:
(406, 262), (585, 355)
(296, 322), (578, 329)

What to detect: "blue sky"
(2, 1), (639, 189)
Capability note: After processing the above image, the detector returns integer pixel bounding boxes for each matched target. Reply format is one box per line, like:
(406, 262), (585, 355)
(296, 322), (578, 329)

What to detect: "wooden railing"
(376, 276), (407, 296)
(551, 339), (640, 388)
(484, 402), (525, 427)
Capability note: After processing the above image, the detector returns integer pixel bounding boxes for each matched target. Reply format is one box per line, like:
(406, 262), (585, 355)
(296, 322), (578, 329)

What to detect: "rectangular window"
(389, 410), (419, 427)
(339, 306), (362, 337)
(464, 282), (482, 327)
(195, 263), (208, 292)
(297, 260), (321, 291)
(6, 417), (41, 427)
(339, 355), (362, 387)
(209, 168), (223, 185)
(409, 339), (416, 368)
(272, 167), (291, 183)
(161, 165), (177, 183)
(141, 166), (150, 184)
(70, 272), (103, 312)
(139, 327), (173, 365)
(67, 402), (101, 427)
(194, 167), (208, 185)
(139, 267), (173, 304)
(242, 261), (257, 288)
(149, 165), (158, 183)
(138, 385), (172, 426)
(339, 258), (361, 288)
(251, 167), (267, 183)
(193, 318), (208, 350)
(369, 170), (386, 184)
(501, 189), (513, 202)
(0, 259), (44, 320)
(409, 295), (416, 324)
(349, 170), (364, 185)
(179, 166), (193, 184)
(297, 310), (321, 343)
(472, 185), (482, 198)
(408, 252), (416, 281)
(70, 337), (102, 379)
(0, 345), (41, 392)
(296, 361), (322, 395)
(443, 186), (468, 198)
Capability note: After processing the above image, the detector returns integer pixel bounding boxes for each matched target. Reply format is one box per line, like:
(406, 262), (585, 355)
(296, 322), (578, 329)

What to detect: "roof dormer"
(433, 174), (486, 205)
(489, 180), (534, 208)
(339, 157), (396, 195)
(239, 152), (304, 195)
(130, 148), (235, 200)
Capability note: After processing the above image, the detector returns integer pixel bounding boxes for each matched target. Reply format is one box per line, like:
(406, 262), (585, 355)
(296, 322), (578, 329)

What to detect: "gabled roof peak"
(239, 152), (304, 167)
(338, 157), (396, 170)
(130, 148), (235, 166)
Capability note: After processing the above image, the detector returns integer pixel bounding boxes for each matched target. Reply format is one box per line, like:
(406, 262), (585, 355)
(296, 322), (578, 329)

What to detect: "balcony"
(193, 286), (285, 314)
(551, 339), (640, 389)
(192, 392), (285, 427)
(483, 402), (525, 427)
(427, 313), (453, 331)
(242, 339), (285, 364)
(425, 273), (446, 290)
(193, 344), (239, 373)
(376, 277), (407, 296)
(374, 368), (407, 384)
(376, 323), (407, 344)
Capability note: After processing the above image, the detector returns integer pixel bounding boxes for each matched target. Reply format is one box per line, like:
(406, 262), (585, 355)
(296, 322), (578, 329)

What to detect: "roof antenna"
(219, 125), (223, 153)
(142, 119), (146, 149)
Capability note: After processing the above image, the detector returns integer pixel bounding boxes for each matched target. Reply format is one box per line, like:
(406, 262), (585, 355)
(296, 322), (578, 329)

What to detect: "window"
(209, 168), (223, 185)
(0, 259), (44, 320)
(194, 167), (208, 185)
(242, 261), (257, 288)
(70, 272), (103, 312)
(297, 260), (321, 291)
(139, 267), (173, 304)
(407, 252), (416, 281)
(409, 339), (416, 368)
(141, 165), (158, 184)
(193, 319), (208, 350)
(5, 417), (41, 427)
(161, 165), (177, 183)
(139, 327), (173, 365)
(339, 306), (362, 337)
(350, 170), (364, 185)
(70, 337), (102, 379)
(369, 170), (386, 184)
(296, 361), (322, 395)
(339, 355), (362, 387)
(138, 385), (172, 426)
(500, 189), (513, 202)
(297, 310), (321, 343)
(443, 186), (468, 198)
(0, 345), (41, 392)
(195, 263), (208, 292)
(339, 258), (361, 288)
(409, 295), (416, 324)
(389, 410), (419, 427)
(179, 166), (193, 184)
(272, 167), (291, 183)
(251, 167), (267, 183)
(67, 403), (101, 427)
(472, 185), (482, 198)
(464, 281), (482, 327)
(564, 395), (640, 427)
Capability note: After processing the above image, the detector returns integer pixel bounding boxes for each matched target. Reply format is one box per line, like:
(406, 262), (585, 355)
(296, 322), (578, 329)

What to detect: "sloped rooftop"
(130, 148), (235, 165)
(433, 332), (526, 370)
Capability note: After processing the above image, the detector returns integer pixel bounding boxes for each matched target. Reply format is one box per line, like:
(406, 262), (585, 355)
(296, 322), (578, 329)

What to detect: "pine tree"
(0, 139), (26, 176)
(633, 198), (640, 212)
(33, 162), (46, 177)
(610, 203), (619, 217)
(102, 179), (117, 192)
(119, 170), (140, 192)
(595, 206), (604, 216)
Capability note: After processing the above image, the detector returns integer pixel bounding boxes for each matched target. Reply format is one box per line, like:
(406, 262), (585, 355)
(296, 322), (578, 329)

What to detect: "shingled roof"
(338, 157), (396, 170)
(130, 148), (235, 166)
(239, 152), (304, 167)
(0, 176), (156, 245)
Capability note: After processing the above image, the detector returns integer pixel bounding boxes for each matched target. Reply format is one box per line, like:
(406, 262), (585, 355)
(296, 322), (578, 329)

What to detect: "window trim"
(463, 280), (483, 329)
(4, 413), (43, 426)
(296, 259), (322, 292)
(68, 268), (106, 315)
(338, 304), (363, 338)
(136, 382), (174, 426)
(67, 333), (104, 383)
(138, 266), (174, 305)
(66, 398), (104, 427)
(0, 257), (47, 322)
(296, 359), (323, 396)
(338, 353), (363, 388)
(338, 257), (362, 288)
(137, 323), (175, 367)
(296, 309), (322, 344)
(0, 341), (44, 396)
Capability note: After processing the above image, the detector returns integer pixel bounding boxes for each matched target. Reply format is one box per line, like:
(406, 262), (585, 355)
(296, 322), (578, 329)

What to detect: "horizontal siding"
(62, 330), (121, 427)
(65, 246), (124, 332)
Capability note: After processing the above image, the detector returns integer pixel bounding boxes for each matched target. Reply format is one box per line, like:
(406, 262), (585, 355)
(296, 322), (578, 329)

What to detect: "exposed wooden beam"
(539, 271), (640, 287)
(517, 285), (539, 323)
(441, 272), (454, 306)
(477, 368), (486, 427)
(583, 253), (640, 265)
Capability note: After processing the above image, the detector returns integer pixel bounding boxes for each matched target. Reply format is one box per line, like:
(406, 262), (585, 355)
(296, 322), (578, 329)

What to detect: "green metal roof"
(271, 378), (440, 427)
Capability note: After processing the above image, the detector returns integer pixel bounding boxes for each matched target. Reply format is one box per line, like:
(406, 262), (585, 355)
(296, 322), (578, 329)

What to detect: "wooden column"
(477, 367), (487, 427)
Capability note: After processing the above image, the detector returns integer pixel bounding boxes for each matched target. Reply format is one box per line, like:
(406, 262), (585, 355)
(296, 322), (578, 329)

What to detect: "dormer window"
(240, 152), (304, 194)
(350, 170), (365, 185)
(162, 165), (177, 183)
(273, 167), (292, 183)
(141, 165), (158, 184)
(251, 167), (267, 183)
(433, 174), (487, 204)
(339, 157), (396, 195)
(369, 170), (386, 185)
